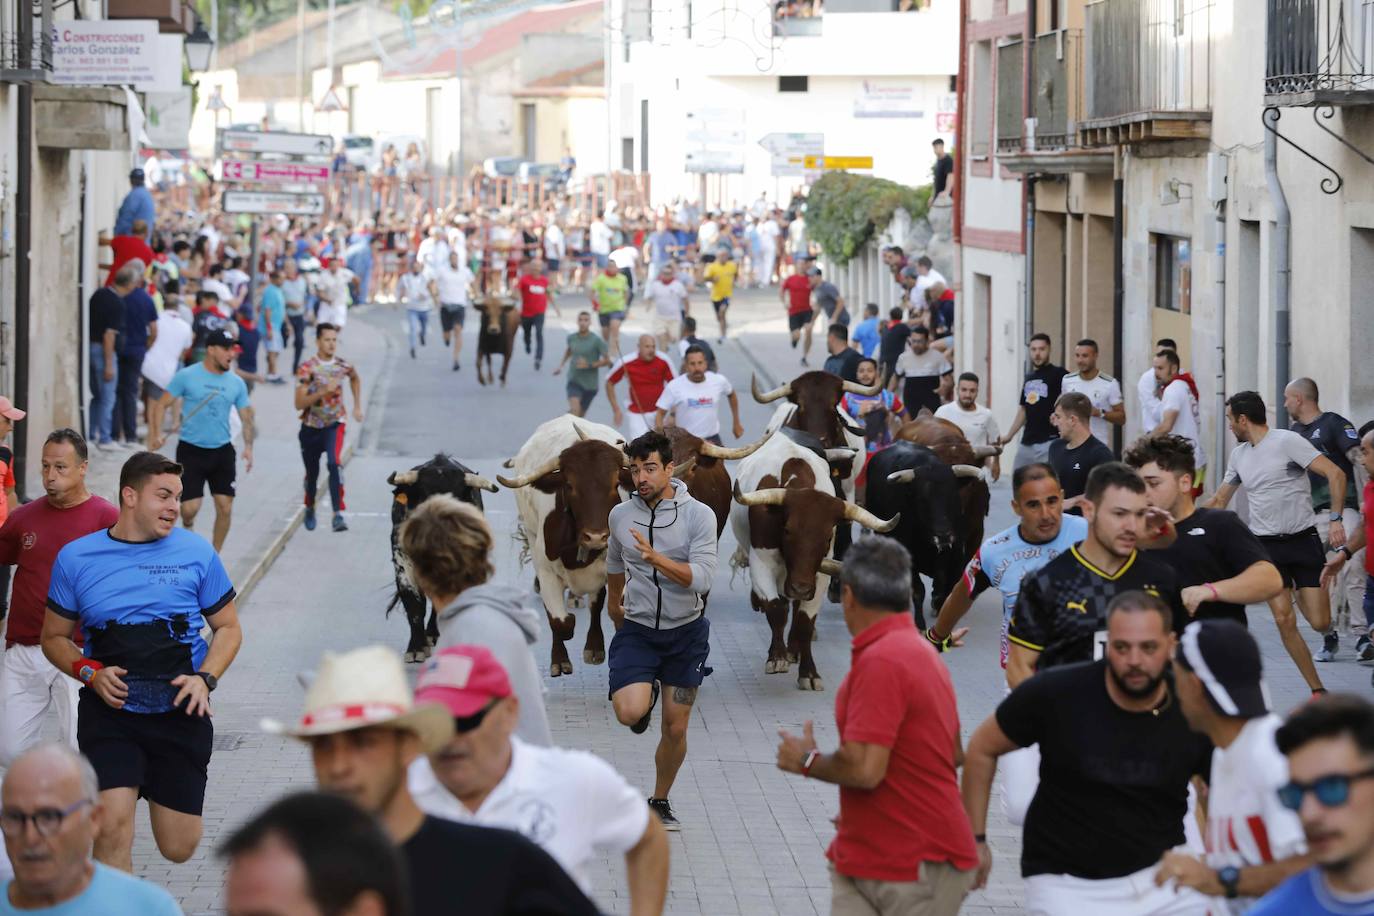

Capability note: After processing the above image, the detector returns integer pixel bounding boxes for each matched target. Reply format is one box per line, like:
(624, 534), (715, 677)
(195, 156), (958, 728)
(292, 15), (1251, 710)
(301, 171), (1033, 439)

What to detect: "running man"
(702, 248), (737, 343)
(591, 263), (630, 355)
(780, 266), (815, 366)
(433, 248), (475, 371)
(516, 258), (559, 372)
(653, 346), (743, 445)
(147, 329), (254, 553)
(1206, 391), (1347, 694)
(606, 431), (718, 832)
(553, 312), (612, 418)
(606, 335), (675, 440)
(295, 323), (363, 533)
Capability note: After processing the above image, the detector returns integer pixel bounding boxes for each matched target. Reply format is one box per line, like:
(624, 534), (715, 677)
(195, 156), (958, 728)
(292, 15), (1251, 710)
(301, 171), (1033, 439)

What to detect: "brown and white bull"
(730, 428), (899, 690)
(497, 415), (629, 677)
(751, 371), (872, 501)
(474, 295), (520, 386)
(386, 455), (500, 663)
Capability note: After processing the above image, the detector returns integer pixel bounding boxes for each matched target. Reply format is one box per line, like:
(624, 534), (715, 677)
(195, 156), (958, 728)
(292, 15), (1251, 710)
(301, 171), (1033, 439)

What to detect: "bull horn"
(671, 457), (696, 478)
(843, 502), (900, 532)
(751, 374), (792, 403)
(496, 455), (561, 489)
(732, 482), (788, 507)
(464, 473), (499, 493)
(387, 470), (418, 486)
(971, 445), (1001, 459)
(819, 558), (844, 578)
(573, 423), (589, 441)
(841, 379), (883, 396)
(825, 448), (858, 462)
(951, 464), (983, 478)
(501, 457), (515, 469)
(698, 427), (774, 460)
(886, 469), (916, 484)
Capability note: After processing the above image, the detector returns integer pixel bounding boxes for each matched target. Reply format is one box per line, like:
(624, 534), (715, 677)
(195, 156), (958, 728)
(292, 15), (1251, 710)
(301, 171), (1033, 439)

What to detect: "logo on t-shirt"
(1024, 379), (1048, 405)
(20, 531), (35, 550)
(1187, 527), (1206, 536)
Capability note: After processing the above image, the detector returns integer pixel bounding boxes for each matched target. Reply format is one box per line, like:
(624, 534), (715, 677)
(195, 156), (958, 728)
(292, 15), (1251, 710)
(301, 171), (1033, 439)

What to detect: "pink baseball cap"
(414, 646), (512, 717)
(0, 398), (24, 421)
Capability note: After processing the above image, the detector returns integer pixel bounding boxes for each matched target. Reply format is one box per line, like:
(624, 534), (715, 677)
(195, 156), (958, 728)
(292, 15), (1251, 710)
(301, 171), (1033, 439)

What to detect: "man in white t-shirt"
(589, 213), (613, 267)
(416, 226), (450, 271)
(397, 257), (437, 359)
(645, 264), (690, 349)
(1156, 621), (1310, 912)
(1063, 338), (1125, 446)
(1151, 348), (1208, 484)
(654, 347), (743, 444)
(609, 244), (640, 308)
(892, 326), (952, 417)
(314, 261), (355, 331)
(912, 255), (947, 303)
(1138, 337), (1178, 431)
(409, 646), (669, 906)
(433, 249), (476, 371)
(935, 372), (1002, 481)
(542, 221), (566, 286)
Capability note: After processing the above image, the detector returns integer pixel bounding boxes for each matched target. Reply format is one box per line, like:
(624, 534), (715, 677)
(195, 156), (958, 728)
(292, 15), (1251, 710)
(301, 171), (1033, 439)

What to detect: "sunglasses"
(453, 700), (499, 734)
(1277, 767), (1374, 812)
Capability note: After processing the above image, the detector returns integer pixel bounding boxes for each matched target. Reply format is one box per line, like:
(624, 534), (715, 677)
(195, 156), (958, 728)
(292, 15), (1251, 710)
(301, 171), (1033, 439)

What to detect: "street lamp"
(185, 21), (215, 73)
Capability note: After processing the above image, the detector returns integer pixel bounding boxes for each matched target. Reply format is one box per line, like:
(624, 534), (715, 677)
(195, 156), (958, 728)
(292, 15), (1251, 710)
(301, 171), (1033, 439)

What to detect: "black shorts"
(1260, 527), (1326, 589)
(712, 297), (731, 316)
(788, 310), (814, 332)
(77, 689), (213, 816)
(176, 441), (237, 499)
(439, 304), (466, 332)
(608, 615), (712, 695)
(565, 381), (597, 412)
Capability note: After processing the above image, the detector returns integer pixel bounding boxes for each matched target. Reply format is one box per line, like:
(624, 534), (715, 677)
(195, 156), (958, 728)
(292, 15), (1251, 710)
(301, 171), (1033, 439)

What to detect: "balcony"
(1079, 0), (1211, 146)
(0, 0), (53, 83)
(995, 30), (1116, 173)
(996, 39), (1025, 152)
(1266, 0), (1374, 106)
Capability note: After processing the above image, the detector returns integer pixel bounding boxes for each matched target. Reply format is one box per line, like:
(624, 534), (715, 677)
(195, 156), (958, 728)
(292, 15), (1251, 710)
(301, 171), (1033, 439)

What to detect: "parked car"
(341, 134), (374, 169)
(483, 156), (528, 179)
(517, 162), (564, 188)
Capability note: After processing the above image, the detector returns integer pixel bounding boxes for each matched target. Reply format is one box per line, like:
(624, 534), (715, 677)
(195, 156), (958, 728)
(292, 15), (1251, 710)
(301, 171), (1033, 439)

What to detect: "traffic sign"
(222, 190), (327, 216)
(217, 129), (334, 158)
(220, 158), (332, 184)
(317, 87), (346, 113)
(803, 155), (874, 170)
(759, 132), (824, 177)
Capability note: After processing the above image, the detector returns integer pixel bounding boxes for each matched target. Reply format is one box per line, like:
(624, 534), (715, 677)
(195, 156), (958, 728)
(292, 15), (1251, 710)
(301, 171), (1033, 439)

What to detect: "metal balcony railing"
(1266, 0), (1374, 103)
(0, 0), (53, 82)
(1034, 28), (1083, 148)
(996, 38), (1025, 151)
(1084, 0), (1211, 123)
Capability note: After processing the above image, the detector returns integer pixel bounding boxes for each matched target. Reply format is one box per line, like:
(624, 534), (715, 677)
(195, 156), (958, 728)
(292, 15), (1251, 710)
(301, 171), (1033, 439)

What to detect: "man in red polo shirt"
(516, 258), (560, 372)
(776, 536), (978, 915)
(106, 220), (154, 288)
(780, 268), (817, 367)
(606, 334), (675, 440)
(0, 428), (118, 766)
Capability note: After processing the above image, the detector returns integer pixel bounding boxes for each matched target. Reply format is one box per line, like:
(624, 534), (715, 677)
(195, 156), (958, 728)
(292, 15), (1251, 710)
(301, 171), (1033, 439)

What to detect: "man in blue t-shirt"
(40, 450), (242, 872)
(259, 270), (288, 383)
(146, 329), (254, 552)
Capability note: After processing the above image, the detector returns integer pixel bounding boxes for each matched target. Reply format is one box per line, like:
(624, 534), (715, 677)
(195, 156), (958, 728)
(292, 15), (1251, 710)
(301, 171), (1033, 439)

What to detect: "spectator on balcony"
(114, 170), (155, 241)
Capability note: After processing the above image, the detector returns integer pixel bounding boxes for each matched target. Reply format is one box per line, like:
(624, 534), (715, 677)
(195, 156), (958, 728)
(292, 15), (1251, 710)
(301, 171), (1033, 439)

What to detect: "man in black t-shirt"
(932, 138), (955, 198)
(998, 333), (1068, 472)
(1008, 462), (1185, 683)
(822, 323), (862, 382)
(1126, 434), (1283, 626)
(88, 268), (134, 449)
(877, 306), (912, 389)
(963, 592), (1213, 911)
(1048, 392), (1115, 514)
(272, 645), (598, 916)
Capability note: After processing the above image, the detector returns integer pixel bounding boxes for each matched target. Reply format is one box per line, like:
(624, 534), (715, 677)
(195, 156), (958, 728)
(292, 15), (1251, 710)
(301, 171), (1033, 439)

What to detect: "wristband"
(1204, 582), (1220, 601)
(925, 628), (951, 653)
(1339, 546), (1353, 560)
(974, 834), (987, 844)
(71, 658), (103, 684)
(801, 749), (820, 778)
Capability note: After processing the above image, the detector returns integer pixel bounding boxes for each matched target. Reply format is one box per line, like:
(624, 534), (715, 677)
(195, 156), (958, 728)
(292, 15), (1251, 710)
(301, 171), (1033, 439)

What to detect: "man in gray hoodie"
(399, 495), (553, 747)
(606, 430), (719, 832)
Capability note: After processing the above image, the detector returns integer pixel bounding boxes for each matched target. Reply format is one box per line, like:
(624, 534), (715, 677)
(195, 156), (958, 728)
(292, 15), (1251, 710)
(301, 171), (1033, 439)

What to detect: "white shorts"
(317, 303), (348, 328)
(623, 410), (654, 440)
(1025, 862), (1209, 916)
(0, 643), (79, 769)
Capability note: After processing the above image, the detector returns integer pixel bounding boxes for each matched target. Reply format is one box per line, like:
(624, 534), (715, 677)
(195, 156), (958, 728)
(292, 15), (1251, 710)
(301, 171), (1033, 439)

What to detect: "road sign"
(317, 87), (346, 113)
(758, 132), (824, 177)
(222, 190), (327, 216)
(220, 159), (332, 184)
(217, 129), (334, 158)
(685, 150), (745, 174)
(803, 155), (874, 170)
(685, 108), (746, 174)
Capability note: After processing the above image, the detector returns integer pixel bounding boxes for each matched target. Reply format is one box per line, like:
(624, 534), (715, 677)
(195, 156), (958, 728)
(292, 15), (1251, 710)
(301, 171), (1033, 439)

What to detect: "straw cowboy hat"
(262, 645), (454, 753)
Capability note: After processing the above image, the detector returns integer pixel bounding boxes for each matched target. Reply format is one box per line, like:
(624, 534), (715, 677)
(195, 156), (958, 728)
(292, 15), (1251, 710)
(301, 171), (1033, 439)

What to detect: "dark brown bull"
(751, 370), (875, 461)
(662, 425), (774, 536)
(895, 416), (1000, 571)
(474, 296), (520, 386)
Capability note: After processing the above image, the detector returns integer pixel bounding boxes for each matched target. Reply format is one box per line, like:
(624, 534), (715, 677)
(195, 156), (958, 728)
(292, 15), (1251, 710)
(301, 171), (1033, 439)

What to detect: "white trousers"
(0, 643), (80, 769)
(1026, 862), (1210, 916)
(623, 410), (654, 440)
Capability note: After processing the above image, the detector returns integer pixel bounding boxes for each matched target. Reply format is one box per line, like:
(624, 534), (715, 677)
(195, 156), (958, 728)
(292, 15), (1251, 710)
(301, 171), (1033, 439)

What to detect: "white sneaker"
(94, 441), (121, 453)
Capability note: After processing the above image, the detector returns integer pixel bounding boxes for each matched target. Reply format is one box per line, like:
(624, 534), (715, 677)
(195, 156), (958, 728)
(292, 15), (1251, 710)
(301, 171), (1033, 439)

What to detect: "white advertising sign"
(217, 130), (334, 158)
(854, 81), (923, 119)
(685, 150), (744, 174)
(144, 88), (193, 149)
(220, 159), (332, 184)
(222, 190), (327, 216)
(51, 20), (158, 87)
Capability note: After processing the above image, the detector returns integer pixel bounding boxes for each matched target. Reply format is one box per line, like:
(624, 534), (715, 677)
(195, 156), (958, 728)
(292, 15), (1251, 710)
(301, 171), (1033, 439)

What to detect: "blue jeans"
(115, 352), (144, 442)
(406, 309), (430, 351)
(287, 314), (307, 374)
(300, 422), (345, 512)
(520, 313), (545, 361)
(88, 343), (116, 444)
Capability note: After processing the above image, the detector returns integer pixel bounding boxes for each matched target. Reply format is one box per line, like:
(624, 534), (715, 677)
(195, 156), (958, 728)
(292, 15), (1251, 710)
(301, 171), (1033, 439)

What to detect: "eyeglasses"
(0, 799), (93, 837)
(1277, 768), (1374, 812)
(453, 700), (499, 734)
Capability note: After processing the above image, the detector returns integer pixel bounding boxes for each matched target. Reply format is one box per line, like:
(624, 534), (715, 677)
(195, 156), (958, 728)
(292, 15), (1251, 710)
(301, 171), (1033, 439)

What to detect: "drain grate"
(212, 732), (246, 752)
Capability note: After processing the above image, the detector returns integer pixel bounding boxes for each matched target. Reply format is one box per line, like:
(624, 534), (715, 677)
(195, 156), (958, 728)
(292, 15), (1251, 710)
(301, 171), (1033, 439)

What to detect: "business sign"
(220, 159), (332, 184)
(936, 92), (958, 136)
(803, 155), (874, 170)
(217, 129), (334, 158)
(144, 88), (193, 149)
(854, 81), (923, 119)
(222, 190), (327, 216)
(51, 20), (158, 86)
(759, 132), (824, 177)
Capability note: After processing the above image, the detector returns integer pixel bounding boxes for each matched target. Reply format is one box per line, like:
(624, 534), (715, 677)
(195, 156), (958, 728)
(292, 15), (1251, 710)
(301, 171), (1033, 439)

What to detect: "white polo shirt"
(409, 737), (648, 894)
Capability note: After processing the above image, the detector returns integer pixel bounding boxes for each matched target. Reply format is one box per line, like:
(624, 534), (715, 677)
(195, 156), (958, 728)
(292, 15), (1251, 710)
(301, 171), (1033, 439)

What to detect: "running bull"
(387, 454), (499, 662)
(474, 295), (520, 387)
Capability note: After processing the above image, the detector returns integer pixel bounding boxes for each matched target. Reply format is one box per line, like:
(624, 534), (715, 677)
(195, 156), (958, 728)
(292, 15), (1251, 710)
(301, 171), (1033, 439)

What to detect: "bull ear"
(530, 469), (564, 494)
(618, 468), (635, 493)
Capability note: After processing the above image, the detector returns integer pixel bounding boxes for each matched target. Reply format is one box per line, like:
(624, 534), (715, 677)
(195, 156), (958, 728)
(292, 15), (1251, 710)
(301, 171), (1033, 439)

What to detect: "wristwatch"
(1330, 511), (1344, 522)
(1217, 865), (1241, 899)
(194, 671), (218, 693)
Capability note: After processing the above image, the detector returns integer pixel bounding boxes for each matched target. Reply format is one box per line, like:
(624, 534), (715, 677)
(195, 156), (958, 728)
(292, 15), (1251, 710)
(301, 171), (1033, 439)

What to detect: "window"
(622, 138), (634, 171)
(1153, 235), (1192, 314)
(970, 40), (993, 158)
(779, 75), (809, 92)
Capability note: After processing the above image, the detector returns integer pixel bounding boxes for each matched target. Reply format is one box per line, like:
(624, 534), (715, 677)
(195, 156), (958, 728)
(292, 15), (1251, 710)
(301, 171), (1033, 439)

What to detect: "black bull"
(386, 454), (499, 662)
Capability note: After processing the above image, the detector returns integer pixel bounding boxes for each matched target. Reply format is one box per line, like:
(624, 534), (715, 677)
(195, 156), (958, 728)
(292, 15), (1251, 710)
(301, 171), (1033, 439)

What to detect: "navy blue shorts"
(608, 616), (712, 695)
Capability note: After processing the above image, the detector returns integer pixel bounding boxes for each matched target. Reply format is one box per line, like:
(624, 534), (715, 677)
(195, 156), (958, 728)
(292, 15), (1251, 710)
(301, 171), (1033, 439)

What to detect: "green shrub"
(805, 173), (932, 263)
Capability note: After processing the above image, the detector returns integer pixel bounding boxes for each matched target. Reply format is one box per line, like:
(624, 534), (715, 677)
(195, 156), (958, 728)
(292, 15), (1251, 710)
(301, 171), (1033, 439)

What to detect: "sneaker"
(630, 681), (659, 735)
(94, 441), (121, 453)
(1356, 634), (1373, 661)
(332, 514), (349, 533)
(410, 347), (416, 359)
(1316, 631), (1339, 662)
(647, 797), (680, 832)
(303, 507), (317, 531)
(534, 359), (541, 372)
(452, 360), (461, 371)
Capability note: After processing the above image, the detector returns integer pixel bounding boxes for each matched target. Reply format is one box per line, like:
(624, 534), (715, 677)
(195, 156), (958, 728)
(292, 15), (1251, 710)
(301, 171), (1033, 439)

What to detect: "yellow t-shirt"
(704, 261), (738, 302)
